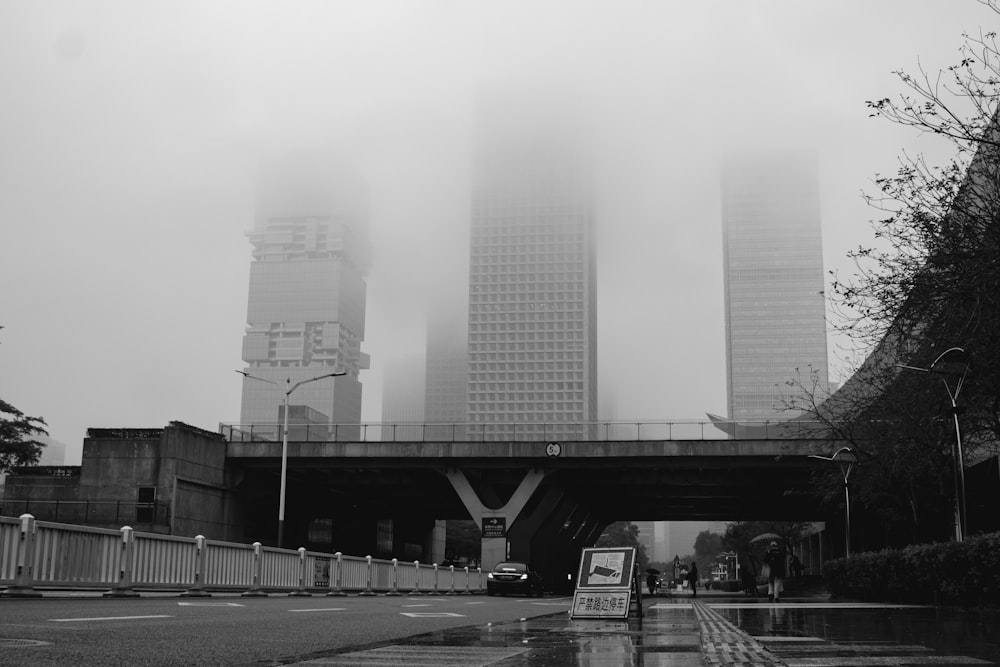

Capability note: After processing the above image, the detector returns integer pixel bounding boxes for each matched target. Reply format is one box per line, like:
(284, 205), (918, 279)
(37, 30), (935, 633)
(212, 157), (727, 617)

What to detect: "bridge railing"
(0, 514), (483, 598)
(218, 419), (838, 443)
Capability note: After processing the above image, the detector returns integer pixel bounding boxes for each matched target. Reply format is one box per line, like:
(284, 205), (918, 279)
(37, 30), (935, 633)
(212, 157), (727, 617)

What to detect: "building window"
(136, 486), (156, 523)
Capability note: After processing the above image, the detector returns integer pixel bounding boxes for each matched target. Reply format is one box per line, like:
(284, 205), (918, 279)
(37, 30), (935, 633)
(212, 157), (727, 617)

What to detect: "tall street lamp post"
(897, 346), (969, 542)
(809, 447), (857, 557)
(237, 370), (346, 547)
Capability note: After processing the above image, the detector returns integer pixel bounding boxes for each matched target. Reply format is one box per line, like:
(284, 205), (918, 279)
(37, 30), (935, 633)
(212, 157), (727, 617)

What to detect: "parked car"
(486, 561), (544, 597)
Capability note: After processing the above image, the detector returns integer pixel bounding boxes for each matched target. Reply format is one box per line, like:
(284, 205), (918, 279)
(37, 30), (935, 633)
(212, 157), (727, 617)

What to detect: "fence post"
(446, 564), (458, 595)
(462, 565), (472, 595)
(290, 547), (311, 597)
(242, 542), (267, 597)
(386, 558), (402, 596)
(327, 552), (347, 596)
(1, 514), (41, 598)
(181, 535), (212, 597)
(409, 560), (422, 595)
(429, 563), (440, 595)
(359, 555), (377, 596)
(104, 526), (139, 598)
(478, 566), (484, 593)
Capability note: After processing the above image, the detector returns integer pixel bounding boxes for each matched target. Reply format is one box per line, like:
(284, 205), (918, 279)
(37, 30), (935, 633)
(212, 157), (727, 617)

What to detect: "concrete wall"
(78, 429), (163, 501)
(4, 422), (242, 542)
(3, 470), (81, 503)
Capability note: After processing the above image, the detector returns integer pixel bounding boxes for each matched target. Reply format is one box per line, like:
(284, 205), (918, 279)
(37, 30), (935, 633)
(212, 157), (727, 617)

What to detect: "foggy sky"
(0, 1), (991, 464)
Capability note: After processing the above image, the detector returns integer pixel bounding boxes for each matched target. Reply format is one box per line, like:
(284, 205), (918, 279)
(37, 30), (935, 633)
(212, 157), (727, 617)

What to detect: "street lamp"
(237, 369), (346, 548)
(809, 446), (858, 557)
(897, 346), (969, 542)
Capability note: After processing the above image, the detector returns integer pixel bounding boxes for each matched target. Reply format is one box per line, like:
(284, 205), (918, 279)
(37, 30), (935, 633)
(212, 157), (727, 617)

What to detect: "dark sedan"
(486, 561), (544, 597)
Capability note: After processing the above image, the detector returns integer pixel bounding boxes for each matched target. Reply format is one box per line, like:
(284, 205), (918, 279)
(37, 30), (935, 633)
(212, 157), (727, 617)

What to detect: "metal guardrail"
(218, 420), (839, 443)
(0, 514), (482, 598)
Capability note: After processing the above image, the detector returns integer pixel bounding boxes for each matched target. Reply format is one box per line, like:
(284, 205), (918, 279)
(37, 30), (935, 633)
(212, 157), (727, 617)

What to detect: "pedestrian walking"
(646, 572), (659, 596)
(764, 541), (786, 602)
(740, 558), (756, 597)
(686, 562), (699, 598)
(790, 554), (803, 578)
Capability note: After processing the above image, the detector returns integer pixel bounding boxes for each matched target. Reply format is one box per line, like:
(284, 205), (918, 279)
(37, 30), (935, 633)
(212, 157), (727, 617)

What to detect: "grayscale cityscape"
(2, 2), (999, 665)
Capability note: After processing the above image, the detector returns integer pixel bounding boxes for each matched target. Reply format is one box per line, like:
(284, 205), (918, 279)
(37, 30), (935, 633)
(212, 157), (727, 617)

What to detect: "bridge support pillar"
(446, 468), (546, 571)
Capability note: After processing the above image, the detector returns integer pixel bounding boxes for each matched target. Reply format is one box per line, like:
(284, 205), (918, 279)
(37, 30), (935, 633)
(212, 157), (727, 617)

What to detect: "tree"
(0, 398), (47, 474)
(693, 530), (723, 575)
(595, 521), (649, 573)
(831, 1), (1000, 451)
(790, 3), (1000, 547)
(445, 519), (481, 566)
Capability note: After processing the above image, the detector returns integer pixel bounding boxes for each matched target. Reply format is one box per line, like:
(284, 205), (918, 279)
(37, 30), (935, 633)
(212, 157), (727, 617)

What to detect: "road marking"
(306, 645), (528, 665)
(177, 602), (245, 607)
(464, 601), (486, 605)
(288, 608), (346, 613)
(401, 603), (431, 607)
(400, 612), (465, 618)
(531, 601), (571, 606)
(50, 615), (173, 622)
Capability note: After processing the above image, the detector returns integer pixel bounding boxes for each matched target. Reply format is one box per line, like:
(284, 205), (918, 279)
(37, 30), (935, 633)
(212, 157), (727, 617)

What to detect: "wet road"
(280, 595), (1000, 666)
(3, 591), (998, 665)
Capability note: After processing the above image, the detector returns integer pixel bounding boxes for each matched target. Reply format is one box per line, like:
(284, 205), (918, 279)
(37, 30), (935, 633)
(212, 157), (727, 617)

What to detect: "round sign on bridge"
(546, 442), (562, 457)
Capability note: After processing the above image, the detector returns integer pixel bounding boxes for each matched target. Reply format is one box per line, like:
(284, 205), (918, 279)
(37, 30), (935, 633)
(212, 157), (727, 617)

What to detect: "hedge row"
(824, 531), (1000, 606)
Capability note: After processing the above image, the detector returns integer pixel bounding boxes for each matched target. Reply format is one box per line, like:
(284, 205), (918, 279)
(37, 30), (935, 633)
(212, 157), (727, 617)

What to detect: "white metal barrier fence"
(0, 514), (483, 598)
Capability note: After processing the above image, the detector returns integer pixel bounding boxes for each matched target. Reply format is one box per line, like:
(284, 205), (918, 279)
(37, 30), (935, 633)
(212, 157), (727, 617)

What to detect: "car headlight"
(487, 572), (495, 579)
(519, 573), (528, 580)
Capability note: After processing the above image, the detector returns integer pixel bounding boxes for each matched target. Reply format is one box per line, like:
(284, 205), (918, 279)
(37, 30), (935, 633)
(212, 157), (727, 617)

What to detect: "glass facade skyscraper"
(239, 155), (370, 432)
(466, 115), (598, 440)
(721, 153), (829, 421)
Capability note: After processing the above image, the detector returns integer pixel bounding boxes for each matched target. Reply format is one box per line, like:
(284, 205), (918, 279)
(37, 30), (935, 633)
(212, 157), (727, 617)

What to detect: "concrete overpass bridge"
(221, 420), (849, 583)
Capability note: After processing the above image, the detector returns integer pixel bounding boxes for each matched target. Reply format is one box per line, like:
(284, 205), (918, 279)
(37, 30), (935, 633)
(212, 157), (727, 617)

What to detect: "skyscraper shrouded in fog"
(239, 154), (370, 433)
(720, 153), (829, 422)
(424, 294), (468, 427)
(466, 107), (598, 440)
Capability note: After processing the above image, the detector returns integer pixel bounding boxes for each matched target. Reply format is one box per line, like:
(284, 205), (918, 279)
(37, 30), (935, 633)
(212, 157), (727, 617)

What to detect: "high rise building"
(382, 355), (425, 440)
(239, 154), (370, 433)
(466, 110), (598, 440)
(424, 296), (468, 427)
(721, 153), (829, 421)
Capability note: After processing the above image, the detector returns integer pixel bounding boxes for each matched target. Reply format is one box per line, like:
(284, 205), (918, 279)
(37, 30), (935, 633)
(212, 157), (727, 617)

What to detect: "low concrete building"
(2, 421), (241, 542)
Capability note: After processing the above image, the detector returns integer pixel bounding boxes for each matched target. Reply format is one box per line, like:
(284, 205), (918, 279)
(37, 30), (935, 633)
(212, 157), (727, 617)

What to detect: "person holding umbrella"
(646, 569), (660, 596)
(764, 541), (786, 602)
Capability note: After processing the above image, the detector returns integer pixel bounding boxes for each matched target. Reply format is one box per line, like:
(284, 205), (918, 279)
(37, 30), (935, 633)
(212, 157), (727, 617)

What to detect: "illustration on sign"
(587, 552), (624, 585)
(575, 547), (635, 589)
(482, 516), (506, 538)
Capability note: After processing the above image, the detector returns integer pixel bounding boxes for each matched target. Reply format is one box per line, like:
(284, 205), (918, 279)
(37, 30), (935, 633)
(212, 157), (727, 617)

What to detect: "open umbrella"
(645, 568), (660, 575)
(749, 532), (782, 544)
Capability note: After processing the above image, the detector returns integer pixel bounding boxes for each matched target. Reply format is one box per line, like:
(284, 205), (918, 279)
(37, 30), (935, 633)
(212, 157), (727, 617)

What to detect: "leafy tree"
(445, 519), (481, 566)
(693, 530), (723, 575)
(0, 398), (47, 474)
(595, 521), (649, 573)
